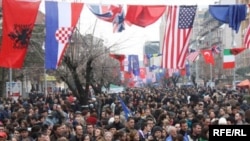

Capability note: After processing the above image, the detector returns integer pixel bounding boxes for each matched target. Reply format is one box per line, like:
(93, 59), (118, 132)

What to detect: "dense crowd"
(0, 86), (249, 141)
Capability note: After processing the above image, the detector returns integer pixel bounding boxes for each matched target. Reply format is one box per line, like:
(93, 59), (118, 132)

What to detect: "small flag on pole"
(118, 96), (131, 119)
(223, 49), (235, 69)
(186, 51), (199, 62)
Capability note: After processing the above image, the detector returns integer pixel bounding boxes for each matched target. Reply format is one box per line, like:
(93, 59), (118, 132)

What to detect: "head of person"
(0, 132), (7, 141)
(104, 131), (113, 141)
(179, 119), (188, 132)
(191, 123), (202, 136)
(83, 134), (91, 141)
(167, 126), (177, 138)
(94, 127), (104, 138)
(126, 117), (135, 129)
(19, 127), (29, 138)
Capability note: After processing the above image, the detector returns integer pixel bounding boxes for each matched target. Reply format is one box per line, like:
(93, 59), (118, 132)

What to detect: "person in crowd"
(178, 119), (189, 141)
(19, 127), (33, 141)
(138, 121), (151, 141)
(11, 128), (20, 141)
(0, 131), (7, 141)
(235, 112), (246, 125)
(173, 134), (184, 141)
(83, 134), (92, 141)
(218, 117), (227, 125)
(151, 126), (164, 141)
(104, 131), (113, 141)
(94, 127), (105, 141)
(61, 123), (75, 140)
(119, 117), (135, 134)
(110, 114), (124, 130)
(72, 124), (84, 141)
(198, 127), (209, 141)
(187, 123), (202, 141)
(129, 130), (140, 141)
(85, 124), (95, 139)
(113, 130), (126, 141)
(50, 124), (64, 141)
(36, 132), (50, 141)
(166, 126), (178, 141)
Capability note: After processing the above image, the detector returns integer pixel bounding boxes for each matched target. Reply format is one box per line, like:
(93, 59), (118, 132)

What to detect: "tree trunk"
(91, 83), (102, 94)
(83, 59), (93, 105)
(72, 68), (87, 105)
(64, 56), (88, 106)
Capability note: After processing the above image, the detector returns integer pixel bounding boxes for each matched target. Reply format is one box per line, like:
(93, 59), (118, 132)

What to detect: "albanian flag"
(0, 0), (41, 68)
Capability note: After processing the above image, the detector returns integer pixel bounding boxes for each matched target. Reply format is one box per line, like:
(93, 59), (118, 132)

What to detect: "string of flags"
(0, 0), (249, 88)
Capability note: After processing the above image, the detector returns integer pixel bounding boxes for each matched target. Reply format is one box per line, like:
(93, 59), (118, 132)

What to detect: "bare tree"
(56, 29), (125, 105)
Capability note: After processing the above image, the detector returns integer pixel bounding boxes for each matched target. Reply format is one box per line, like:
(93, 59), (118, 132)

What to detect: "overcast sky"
(40, 0), (232, 60)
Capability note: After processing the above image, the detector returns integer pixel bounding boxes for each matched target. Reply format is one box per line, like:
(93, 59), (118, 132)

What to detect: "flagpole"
(44, 68), (48, 98)
(232, 30), (236, 90)
(209, 29), (213, 87)
(9, 68), (12, 97)
(210, 64), (212, 86)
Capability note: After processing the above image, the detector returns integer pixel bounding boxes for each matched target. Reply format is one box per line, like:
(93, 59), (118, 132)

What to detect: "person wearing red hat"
(0, 131), (7, 141)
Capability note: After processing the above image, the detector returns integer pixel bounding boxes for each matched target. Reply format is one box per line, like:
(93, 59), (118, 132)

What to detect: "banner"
(6, 82), (22, 97)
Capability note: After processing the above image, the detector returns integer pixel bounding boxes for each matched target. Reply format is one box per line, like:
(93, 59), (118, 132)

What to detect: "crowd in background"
(0, 86), (249, 141)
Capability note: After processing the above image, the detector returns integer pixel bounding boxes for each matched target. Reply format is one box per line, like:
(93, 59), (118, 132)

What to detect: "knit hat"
(152, 126), (162, 135)
(0, 132), (7, 138)
(218, 117), (227, 125)
(86, 117), (97, 125)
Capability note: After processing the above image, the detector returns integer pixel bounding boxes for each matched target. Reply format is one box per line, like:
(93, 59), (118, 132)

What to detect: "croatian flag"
(45, 1), (84, 69)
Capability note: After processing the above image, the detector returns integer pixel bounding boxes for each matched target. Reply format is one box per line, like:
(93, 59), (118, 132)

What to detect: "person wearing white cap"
(218, 117), (227, 125)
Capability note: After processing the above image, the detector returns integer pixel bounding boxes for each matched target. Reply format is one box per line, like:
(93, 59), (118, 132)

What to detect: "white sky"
(40, 0), (234, 60)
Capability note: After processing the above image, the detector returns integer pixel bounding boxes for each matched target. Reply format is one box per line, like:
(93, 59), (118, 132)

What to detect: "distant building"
(143, 41), (161, 68)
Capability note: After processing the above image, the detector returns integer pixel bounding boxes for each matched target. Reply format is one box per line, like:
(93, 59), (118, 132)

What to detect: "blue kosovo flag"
(209, 5), (246, 33)
(118, 96), (132, 119)
(128, 55), (140, 76)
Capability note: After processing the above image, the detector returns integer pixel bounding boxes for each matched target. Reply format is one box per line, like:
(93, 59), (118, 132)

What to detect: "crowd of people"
(0, 86), (249, 141)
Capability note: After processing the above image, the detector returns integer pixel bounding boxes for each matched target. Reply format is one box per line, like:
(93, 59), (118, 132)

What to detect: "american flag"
(244, 22), (250, 48)
(162, 6), (197, 69)
(186, 51), (199, 62)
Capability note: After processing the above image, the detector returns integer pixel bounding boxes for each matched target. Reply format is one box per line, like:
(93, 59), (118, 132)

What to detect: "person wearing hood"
(151, 126), (164, 141)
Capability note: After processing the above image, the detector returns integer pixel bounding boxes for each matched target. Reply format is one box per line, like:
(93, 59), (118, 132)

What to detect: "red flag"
(201, 50), (215, 65)
(109, 54), (125, 71)
(162, 6), (197, 69)
(125, 5), (166, 27)
(139, 68), (146, 79)
(180, 68), (186, 76)
(0, 0), (41, 68)
(123, 71), (132, 79)
(230, 47), (245, 55)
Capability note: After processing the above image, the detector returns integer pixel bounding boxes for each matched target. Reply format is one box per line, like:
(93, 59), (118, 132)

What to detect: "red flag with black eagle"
(0, 0), (41, 68)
